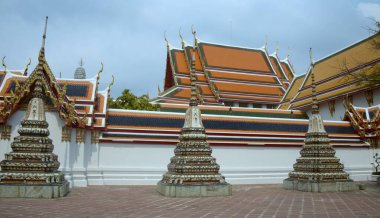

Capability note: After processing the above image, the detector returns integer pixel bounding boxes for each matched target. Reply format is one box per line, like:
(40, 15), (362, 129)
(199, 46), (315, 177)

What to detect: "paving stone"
(0, 182), (379, 217)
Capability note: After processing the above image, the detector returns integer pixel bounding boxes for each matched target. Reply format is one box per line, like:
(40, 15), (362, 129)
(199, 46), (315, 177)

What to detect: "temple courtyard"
(0, 182), (378, 217)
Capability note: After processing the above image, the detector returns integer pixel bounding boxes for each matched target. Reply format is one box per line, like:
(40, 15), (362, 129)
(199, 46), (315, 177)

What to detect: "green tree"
(108, 89), (160, 111)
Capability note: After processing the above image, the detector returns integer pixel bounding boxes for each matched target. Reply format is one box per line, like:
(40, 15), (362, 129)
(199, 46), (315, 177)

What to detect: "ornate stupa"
(283, 49), (358, 192)
(0, 17), (69, 198)
(74, 58), (86, 79)
(157, 30), (231, 197)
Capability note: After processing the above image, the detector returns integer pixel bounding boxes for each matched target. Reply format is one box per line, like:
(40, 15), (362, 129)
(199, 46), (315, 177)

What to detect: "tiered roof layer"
(279, 34), (380, 110)
(155, 37), (295, 106)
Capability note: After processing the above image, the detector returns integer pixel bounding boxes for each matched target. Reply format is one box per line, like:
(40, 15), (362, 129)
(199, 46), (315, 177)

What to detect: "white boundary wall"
(0, 110), (374, 187)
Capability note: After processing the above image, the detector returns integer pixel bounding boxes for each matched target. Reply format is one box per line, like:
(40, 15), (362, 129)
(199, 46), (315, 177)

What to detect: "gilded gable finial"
(108, 75), (114, 90)
(97, 62), (104, 79)
(275, 41), (279, 54)
(179, 27), (185, 48)
(24, 58), (31, 76)
(158, 84), (162, 96)
(2, 56), (7, 72)
(191, 25), (197, 45)
(164, 31), (169, 49)
(264, 35), (268, 49)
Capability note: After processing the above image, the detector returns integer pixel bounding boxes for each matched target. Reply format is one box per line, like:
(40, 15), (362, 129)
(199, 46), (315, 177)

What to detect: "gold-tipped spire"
(79, 58), (84, 67)
(189, 26), (198, 106)
(1, 56), (7, 72)
(309, 48), (319, 114)
(23, 58), (31, 76)
(41, 16), (48, 49)
(179, 27), (185, 48)
(34, 16), (49, 98)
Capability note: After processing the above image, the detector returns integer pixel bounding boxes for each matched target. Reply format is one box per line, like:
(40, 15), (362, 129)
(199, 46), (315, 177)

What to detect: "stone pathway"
(0, 182), (380, 217)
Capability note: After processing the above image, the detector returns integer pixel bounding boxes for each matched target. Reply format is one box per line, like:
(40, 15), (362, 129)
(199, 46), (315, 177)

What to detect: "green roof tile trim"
(160, 107), (308, 119)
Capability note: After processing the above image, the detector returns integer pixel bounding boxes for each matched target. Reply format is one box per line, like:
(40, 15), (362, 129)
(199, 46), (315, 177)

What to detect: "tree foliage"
(108, 89), (160, 111)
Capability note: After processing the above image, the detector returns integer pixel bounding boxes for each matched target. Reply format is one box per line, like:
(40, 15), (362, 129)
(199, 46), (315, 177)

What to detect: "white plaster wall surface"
(0, 111), (374, 187)
(307, 88), (380, 121)
(373, 89), (380, 105)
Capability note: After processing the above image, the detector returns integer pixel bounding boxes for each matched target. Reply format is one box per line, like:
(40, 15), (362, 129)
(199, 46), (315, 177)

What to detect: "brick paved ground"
(0, 182), (380, 218)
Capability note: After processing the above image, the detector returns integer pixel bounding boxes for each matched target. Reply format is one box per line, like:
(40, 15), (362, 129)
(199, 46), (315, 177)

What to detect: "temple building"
(0, 19), (378, 188)
(279, 34), (380, 147)
(151, 34), (295, 109)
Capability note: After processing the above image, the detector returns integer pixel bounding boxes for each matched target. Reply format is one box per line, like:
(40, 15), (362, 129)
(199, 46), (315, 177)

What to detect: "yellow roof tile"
(303, 34), (380, 87)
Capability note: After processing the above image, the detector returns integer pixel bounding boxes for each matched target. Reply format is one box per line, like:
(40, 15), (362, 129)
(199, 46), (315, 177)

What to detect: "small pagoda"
(283, 49), (358, 192)
(0, 17), (69, 198)
(157, 30), (231, 197)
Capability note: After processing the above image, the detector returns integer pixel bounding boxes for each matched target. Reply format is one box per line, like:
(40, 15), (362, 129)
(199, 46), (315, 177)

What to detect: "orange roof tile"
(173, 88), (191, 98)
(172, 50), (189, 74)
(178, 77), (190, 85)
(196, 73), (207, 82)
(199, 43), (272, 73)
(198, 84), (213, 95)
(177, 73), (207, 86)
(219, 93), (281, 102)
(280, 62), (294, 81)
(214, 81), (284, 96)
(208, 70), (278, 84)
(269, 56), (286, 80)
(94, 93), (105, 113)
(187, 47), (204, 71)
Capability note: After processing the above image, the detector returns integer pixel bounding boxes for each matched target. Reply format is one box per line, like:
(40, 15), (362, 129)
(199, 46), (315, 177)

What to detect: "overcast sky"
(1, 0), (379, 97)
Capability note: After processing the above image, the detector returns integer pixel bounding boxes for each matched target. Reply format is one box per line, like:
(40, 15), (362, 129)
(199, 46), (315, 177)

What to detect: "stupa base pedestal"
(0, 181), (69, 198)
(157, 181), (232, 197)
(283, 178), (359, 192)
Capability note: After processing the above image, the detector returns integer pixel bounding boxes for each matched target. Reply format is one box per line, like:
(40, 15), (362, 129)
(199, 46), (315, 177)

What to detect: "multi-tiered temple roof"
(279, 34), (380, 110)
(0, 62), (111, 129)
(152, 34), (295, 108)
